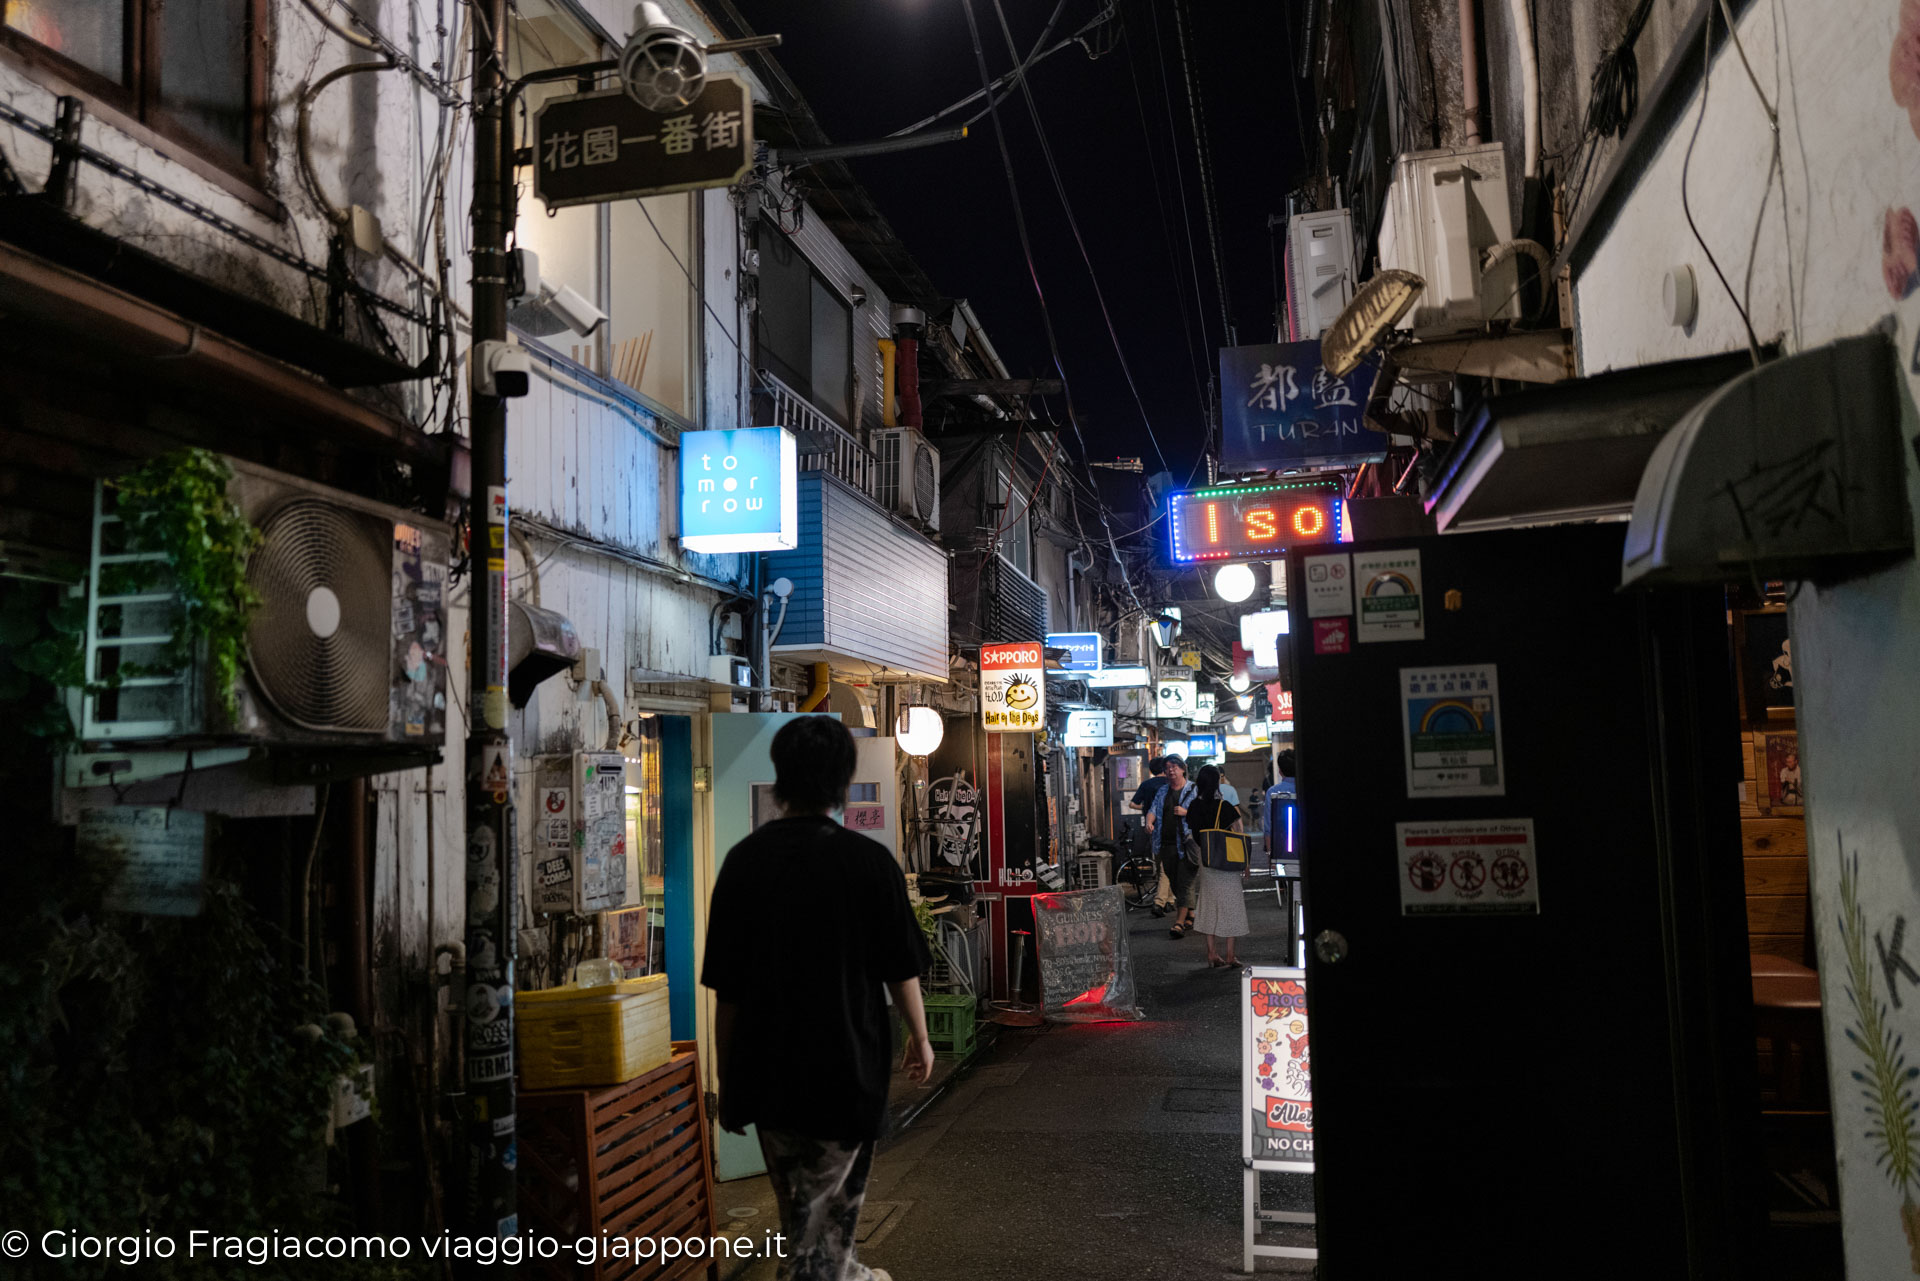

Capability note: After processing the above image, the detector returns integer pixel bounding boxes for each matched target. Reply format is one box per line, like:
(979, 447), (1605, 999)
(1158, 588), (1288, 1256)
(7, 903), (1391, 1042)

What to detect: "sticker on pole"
(1243, 966), (1313, 1171)
(1394, 818), (1539, 915)
(1400, 663), (1505, 797)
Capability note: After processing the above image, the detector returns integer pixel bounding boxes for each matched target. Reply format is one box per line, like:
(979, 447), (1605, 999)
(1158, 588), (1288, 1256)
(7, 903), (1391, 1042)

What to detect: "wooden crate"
(520, 1042), (719, 1281)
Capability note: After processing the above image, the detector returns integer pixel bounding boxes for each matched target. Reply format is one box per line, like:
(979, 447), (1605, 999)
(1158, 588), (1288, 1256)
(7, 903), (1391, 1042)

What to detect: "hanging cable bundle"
(1584, 0), (1655, 140)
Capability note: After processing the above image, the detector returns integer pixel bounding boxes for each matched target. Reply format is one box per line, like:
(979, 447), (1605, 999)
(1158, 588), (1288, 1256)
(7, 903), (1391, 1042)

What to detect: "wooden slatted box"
(519, 1042), (720, 1281)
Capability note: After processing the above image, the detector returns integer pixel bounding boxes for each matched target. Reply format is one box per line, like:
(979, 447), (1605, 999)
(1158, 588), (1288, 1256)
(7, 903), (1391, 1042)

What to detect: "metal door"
(1290, 523), (1758, 1276)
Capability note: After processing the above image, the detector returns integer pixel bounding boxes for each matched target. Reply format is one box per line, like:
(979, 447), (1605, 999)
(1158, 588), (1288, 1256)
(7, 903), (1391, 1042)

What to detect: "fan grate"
(247, 499), (393, 732)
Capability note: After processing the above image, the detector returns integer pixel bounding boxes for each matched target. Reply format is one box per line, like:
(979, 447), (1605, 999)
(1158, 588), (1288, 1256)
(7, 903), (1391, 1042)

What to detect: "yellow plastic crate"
(516, 974), (671, 1091)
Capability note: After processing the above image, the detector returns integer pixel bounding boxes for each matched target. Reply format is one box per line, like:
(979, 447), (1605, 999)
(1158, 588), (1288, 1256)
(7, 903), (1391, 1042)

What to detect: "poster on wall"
(1243, 966), (1313, 1171)
(1400, 664), (1506, 798)
(1032, 885), (1142, 1022)
(534, 762), (575, 914)
(1394, 818), (1539, 915)
(1353, 548), (1425, 642)
(576, 751), (629, 913)
(926, 715), (986, 883)
(981, 641), (1046, 733)
(80, 807), (208, 917)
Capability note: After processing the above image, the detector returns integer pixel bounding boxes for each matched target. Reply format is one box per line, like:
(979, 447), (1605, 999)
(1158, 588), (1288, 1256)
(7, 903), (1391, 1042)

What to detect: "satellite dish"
(1321, 268), (1425, 378)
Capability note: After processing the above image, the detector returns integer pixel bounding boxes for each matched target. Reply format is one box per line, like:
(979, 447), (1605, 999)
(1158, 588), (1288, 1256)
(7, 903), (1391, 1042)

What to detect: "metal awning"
(1425, 349), (1759, 532)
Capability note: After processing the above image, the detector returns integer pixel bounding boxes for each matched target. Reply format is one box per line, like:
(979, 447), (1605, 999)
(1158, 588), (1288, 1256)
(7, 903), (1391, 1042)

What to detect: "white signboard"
(81, 807), (207, 916)
(1087, 665), (1149, 688)
(1394, 818), (1539, 915)
(1156, 676), (1198, 720)
(1354, 548), (1425, 642)
(1400, 664), (1506, 798)
(1301, 552), (1354, 619)
(1240, 609), (1292, 668)
(1062, 709), (1114, 746)
(1196, 691), (1219, 715)
(1243, 966), (1313, 1170)
(981, 641), (1045, 733)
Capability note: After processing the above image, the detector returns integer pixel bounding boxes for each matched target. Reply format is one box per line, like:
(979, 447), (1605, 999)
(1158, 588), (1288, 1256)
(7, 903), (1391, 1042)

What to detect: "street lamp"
(895, 706), (944, 757)
(1232, 714), (1249, 733)
(1236, 692), (1254, 711)
(1228, 672), (1251, 693)
(1213, 562), (1256, 603)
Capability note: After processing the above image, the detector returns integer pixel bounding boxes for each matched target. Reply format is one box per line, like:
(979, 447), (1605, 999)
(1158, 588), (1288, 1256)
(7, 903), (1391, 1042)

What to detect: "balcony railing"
(755, 371), (878, 501)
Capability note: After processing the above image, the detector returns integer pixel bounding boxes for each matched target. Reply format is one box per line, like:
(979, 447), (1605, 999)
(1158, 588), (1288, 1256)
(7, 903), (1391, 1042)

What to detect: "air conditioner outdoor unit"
(81, 458), (453, 749)
(1376, 142), (1520, 337)
(872, 427), (941, 532)
(1285, 209), (1356, 341)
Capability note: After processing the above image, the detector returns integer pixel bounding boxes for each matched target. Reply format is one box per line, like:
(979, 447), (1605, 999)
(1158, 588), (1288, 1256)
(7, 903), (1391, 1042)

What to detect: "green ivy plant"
(108, 449), (263, 721)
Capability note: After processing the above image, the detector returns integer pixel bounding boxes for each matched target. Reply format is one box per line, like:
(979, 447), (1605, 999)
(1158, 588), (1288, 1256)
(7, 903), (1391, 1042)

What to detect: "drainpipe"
(892, 305), (924, 429)
(1458, 0), (1482, 144)
(1506, 0), (1539, 178)
(798, 662), (832, 713)
(956, 298), (1011, 378)
(879, 338), (898, 429)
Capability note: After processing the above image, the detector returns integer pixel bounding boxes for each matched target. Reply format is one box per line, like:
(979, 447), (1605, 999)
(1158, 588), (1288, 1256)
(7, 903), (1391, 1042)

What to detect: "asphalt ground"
(718, 882), (1312, 1280)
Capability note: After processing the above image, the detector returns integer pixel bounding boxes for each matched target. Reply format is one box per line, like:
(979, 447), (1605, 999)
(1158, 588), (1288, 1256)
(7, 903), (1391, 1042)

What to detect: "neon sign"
(1167, 479), (1344, 563)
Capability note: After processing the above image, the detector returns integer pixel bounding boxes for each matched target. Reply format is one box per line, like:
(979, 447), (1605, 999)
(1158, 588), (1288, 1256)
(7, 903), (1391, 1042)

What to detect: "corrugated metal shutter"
(986, 553), (1050, 642)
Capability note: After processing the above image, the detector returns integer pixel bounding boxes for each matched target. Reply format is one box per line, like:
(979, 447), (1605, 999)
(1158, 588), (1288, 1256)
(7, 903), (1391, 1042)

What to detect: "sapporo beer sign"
(533, 76), (753, 209)
(980, 641), (1045, 733)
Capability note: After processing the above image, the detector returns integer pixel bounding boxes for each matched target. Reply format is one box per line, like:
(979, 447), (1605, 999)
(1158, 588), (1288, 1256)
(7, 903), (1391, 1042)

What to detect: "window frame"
(0, 0), (271, 192)
(752, 216), (856, 429)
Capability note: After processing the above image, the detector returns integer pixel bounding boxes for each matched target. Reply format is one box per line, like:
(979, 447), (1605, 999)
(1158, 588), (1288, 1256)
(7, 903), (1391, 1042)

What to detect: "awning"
(1424, 349), (1758, 532)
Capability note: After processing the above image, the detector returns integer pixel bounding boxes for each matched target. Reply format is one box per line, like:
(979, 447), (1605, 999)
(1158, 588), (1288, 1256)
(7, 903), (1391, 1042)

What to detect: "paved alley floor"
(717, 886), (1312, 1281)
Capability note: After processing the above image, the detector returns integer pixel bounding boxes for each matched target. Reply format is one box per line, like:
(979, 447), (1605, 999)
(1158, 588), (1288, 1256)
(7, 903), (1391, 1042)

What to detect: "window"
(754, 220), (853, 425)
(507, 0), (694, 418)
(2, 0), (265, 174)
(996, 465), (1032, 577)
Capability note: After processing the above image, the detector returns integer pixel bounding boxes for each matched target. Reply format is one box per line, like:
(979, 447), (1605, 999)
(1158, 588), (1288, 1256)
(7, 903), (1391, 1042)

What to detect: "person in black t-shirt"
(701, 715), (931, 1281)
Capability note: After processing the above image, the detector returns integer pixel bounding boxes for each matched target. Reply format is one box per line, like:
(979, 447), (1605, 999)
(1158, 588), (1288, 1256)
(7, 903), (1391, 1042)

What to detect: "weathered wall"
(1573, 2), (1920, 1272)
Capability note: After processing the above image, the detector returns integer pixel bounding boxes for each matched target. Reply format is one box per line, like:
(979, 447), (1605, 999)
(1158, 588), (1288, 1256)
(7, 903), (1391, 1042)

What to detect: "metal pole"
(462, 0), (517, 1245)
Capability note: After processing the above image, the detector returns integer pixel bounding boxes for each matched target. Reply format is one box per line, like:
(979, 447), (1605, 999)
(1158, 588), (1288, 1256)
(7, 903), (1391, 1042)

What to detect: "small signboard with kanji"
(533, 76), (752, 209)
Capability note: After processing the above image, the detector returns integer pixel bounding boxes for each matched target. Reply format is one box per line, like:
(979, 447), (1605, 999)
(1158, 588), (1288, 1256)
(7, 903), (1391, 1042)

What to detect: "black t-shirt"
(700, 816), (931, 1142)
(1130, 775), (1169, 810)
(1185, 796), (1241, 836)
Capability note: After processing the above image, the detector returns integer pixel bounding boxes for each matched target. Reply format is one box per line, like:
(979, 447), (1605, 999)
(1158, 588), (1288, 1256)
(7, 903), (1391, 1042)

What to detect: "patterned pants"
(758, 1127), (881, 1281)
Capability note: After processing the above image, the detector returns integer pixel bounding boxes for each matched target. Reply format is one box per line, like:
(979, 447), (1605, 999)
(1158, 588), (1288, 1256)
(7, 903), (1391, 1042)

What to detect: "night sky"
(727, 0), (1307, 487)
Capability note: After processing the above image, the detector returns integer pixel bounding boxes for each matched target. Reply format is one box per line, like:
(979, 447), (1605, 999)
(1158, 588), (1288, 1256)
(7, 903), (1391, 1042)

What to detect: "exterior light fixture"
(895, 706), (944, 757)
(1213, 562), (1256, 603)
(1236, 692), (1254, 711)
(1228, 672), (1251, 694)
(1232, 714), (1249, 733)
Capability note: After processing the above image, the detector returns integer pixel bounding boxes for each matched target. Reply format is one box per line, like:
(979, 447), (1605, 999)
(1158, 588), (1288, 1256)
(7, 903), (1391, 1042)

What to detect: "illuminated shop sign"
(981, 641), (1045, 733)
(1086, 666), (1149, 688)
(1046, 631), (1103, 672)
(1168, 480), (1344, 563)
(678, 427), (798, 553)
(1062, 709), (1114, 747)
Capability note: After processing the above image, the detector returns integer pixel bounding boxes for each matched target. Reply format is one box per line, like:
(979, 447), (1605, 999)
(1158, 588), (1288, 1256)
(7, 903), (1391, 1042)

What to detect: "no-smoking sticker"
(1394, 818), (1539, 916)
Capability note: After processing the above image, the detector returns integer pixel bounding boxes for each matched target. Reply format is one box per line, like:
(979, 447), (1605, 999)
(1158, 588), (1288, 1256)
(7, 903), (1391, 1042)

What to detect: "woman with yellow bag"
(1185, 764), (1250, 969)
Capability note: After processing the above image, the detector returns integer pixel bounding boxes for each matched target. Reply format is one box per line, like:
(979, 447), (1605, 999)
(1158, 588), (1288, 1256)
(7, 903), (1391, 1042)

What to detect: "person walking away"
(1128, 757), (1175, 916)
(702, 716), (933, 1281)
(1151, 755), (1199, 938)
(1187, 764), (1250, 968)
(1266, 749), (1297, 866)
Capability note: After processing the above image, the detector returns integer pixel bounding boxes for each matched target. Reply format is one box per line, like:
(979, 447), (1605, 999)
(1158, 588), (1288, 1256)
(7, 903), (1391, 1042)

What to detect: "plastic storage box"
(515, 973), (671, 1091)
(922, 992), (977, 1060)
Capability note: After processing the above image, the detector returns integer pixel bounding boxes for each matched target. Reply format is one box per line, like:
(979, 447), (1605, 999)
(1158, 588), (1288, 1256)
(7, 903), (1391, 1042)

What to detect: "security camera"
(540, 282), (607, 337)
(623, 2), (707, 111)
(850, 287), (868, 307)
(474, 340), (531, 399)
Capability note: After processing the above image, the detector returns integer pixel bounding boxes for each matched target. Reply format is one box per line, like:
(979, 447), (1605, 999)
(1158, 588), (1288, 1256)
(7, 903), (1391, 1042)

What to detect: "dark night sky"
(726, 0), (1307, 488)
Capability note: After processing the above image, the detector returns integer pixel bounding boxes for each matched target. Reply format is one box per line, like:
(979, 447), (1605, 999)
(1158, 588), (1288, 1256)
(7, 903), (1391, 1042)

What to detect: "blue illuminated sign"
(1045, 631), (1103, 672)
(678, 427), (798, 553)
(1186, 732), (1221, 759)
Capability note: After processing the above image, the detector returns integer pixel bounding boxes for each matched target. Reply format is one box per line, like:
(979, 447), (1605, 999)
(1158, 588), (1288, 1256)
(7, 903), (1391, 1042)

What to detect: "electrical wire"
(1583, 0), (1654, 141)
(1170, 0), (1234, 348)
(988, 0), (1172, 474)
(1679, 1), (1765, 366)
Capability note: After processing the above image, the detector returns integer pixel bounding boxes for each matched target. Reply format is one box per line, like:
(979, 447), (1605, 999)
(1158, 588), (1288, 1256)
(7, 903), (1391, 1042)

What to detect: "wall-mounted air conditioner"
(81, 458), (452, 749)
(872, 427), (941, 532)
(1286, 209), (1356, 341)
(1376, 143), (1520, 337)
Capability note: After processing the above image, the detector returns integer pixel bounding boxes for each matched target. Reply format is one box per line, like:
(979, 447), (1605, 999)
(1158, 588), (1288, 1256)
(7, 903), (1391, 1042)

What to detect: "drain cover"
(855, 1200), (905, 1244)
(1163, 1087), (1241, 1113)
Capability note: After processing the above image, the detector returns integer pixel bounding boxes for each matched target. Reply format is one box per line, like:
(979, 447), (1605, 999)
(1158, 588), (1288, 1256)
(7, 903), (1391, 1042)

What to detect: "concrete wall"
(1572, 2), (1920, 1271)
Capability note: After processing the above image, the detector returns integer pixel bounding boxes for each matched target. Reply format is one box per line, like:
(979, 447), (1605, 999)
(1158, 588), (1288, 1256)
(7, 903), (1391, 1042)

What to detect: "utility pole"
(462, 0), (517, 1243)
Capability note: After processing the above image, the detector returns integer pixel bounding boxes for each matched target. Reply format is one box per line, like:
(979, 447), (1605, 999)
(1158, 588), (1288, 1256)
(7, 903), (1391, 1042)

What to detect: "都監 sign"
(534, 76), (753, 209)
(1219, 339), (1388, 473)
(981, 642), (1045, 732)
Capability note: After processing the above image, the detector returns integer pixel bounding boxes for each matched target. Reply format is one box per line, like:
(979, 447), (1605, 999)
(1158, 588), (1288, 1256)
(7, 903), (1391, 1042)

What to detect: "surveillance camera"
(623, 2), (707, 111)
(850, 287), (868, 307)
(474, 340), (531, 399)
(541, 282), (607, 337)
(507, 247), (541, 305)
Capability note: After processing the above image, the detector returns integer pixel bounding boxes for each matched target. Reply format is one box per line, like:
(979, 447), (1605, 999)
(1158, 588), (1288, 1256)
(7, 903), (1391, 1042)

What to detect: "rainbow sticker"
(1401, 664), (1506, 797)
(1355, 550), (1425, 642)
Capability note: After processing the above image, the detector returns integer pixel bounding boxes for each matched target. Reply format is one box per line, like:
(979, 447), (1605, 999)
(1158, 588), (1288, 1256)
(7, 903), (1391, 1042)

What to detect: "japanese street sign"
(1243, 967), (1313, 1172)
(1219, 339), (1388, 473)
(533, 76), (752, 209)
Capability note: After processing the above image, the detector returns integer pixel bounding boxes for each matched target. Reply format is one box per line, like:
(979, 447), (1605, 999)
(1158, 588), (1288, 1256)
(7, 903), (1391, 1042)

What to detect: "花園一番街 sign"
(533, 77), (753, 209)
(1219, 339), (1388, 473)
(981, 642), (1045, 733)
(678, 427), (797, 553)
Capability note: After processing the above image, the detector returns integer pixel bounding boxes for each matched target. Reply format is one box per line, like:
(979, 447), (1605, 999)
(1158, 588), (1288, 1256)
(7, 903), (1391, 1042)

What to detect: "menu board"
(1031, 885), (1142, 1022)
(81, 807), (207, 917)
(1243, 966), (1314, 1172)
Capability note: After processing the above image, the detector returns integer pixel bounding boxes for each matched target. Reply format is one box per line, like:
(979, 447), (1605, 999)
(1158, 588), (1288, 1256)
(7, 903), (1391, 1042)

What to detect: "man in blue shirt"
(1266, 749), (1297, 864)
(1150, 756), (1200, 937)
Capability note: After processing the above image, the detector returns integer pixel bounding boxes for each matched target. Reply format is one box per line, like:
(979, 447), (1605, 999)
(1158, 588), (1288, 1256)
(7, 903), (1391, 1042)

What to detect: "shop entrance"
(1290, 523), (1757, 1274)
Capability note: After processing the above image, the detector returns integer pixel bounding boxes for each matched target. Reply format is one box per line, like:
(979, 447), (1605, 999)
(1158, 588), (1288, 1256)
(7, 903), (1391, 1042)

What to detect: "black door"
(1291, 522), (1759, 1277)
